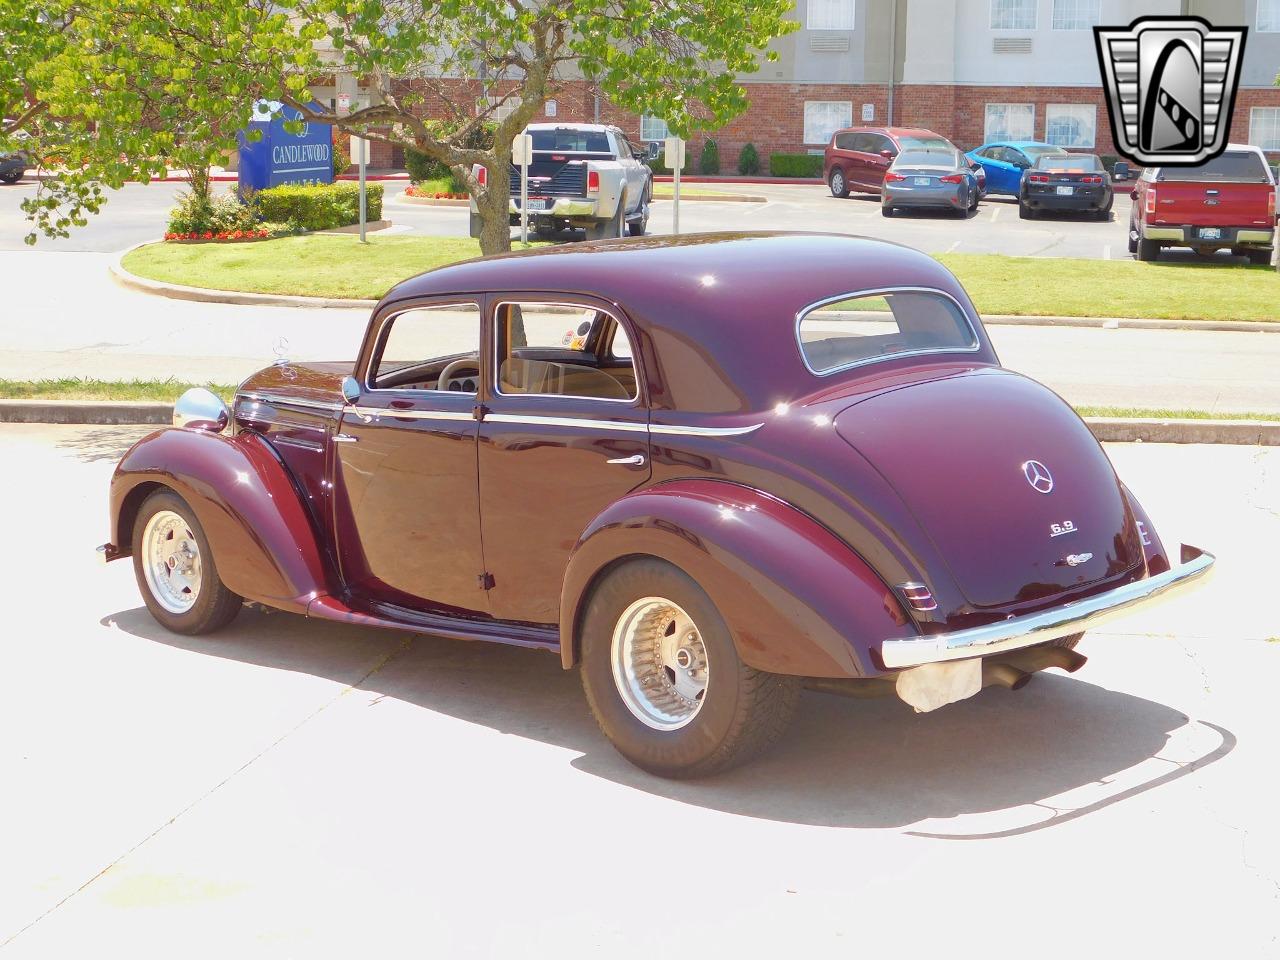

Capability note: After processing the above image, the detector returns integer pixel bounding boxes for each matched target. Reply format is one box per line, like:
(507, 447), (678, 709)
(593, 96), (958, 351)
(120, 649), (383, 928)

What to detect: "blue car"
(965, 141), (1069, 198)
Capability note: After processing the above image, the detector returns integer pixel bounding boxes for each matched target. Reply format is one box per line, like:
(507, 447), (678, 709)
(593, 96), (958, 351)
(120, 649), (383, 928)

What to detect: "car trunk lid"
(833, 368), (1142, 611)
(510, 151), (610, 197)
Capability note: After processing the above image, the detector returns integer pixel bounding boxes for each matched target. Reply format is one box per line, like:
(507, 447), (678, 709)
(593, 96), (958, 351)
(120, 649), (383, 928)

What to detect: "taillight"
(587, 169), (600, 194)
(1082, 175), (1103, 184)
(473, 164), (487, 188)
(884, 172), (907, 182)
(1269, 190), (1276, 220)
(939, 174), (965, 184)
(1028, 174), (1049, 183)
(898, 582), (937, 613)
(1145, 188), (1157, 215)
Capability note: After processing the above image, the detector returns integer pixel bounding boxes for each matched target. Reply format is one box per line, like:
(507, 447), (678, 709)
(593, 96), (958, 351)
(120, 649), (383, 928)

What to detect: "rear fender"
(108, 428), (332, 612)
(1123, 484), (1170, 576)
(560, 479), (916, 679)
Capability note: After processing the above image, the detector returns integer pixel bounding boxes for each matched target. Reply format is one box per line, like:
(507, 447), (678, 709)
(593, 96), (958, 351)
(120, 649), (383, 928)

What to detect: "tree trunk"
(475, 160), (512, 255)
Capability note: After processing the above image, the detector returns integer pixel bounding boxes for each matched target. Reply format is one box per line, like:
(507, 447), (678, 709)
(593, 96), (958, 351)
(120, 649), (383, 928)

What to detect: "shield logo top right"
(1094, 16), (1247, 167)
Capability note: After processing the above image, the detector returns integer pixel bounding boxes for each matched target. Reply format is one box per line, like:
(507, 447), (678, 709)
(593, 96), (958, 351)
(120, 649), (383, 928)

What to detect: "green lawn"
(122, 235), (1280, 320)
(3, 379), (1276, 423)
(938, 254), (1279, 322)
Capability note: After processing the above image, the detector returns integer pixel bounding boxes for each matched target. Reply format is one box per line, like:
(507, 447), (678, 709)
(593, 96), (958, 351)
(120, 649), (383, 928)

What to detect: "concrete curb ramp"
(1, 400), (1276, 445)
(108, 245), (1280, 328)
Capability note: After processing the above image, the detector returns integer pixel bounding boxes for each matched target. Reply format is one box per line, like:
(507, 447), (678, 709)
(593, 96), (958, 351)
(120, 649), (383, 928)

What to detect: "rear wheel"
(586, 200), (625, 241)
(829, 168), (849, 199)
(131, 490), (241, 635)
(880, 203), (894, 218)
(1127, 220), (1138, 254)
(1136, 237), (1160, 262)
(0, 170), (21, 184)
(1018, 201), (1034, 219)
(627, 185), (650, 237)
(1247, 248), (1273, 266)
(579, 558), (800, 778)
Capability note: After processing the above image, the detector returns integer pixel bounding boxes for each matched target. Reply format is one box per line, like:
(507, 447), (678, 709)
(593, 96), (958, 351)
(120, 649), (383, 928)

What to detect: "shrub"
(166, 189), (257, 235)
(252, 182), (384, 231)
(769, 153), (825, 178)
(646, 149), (692, 176)
(333, 130), (352, 178)
(699, 138), (720, 175)
(406, 145), (451, 184)
(737, 143), (761, 176)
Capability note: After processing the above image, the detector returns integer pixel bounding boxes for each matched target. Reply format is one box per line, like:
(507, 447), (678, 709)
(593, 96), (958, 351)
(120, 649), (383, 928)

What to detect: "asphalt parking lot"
(1, 424), (1276, 957)
(4, 175), (1144, 260)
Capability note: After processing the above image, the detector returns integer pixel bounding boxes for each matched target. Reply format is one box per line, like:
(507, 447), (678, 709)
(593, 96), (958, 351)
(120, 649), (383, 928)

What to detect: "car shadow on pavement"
(103, 605), (1234, 833)
(55, 425), (153, 463)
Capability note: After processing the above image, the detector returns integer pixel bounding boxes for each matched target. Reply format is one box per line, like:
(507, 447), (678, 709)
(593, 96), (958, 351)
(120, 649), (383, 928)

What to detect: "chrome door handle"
(606, 454), (645, 466)
(333, 434), (359, 443)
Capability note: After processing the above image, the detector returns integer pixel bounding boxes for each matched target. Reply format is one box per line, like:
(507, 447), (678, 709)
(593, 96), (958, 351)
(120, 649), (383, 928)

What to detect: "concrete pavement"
(0, 424), (1276, 957)
(2, 249), (1278, 414)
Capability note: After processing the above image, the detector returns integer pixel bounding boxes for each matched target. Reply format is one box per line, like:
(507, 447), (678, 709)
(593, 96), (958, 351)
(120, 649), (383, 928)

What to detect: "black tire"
(880, 203), (893, 218)
(586, 200), (625, 241)
(1136, 237), (1160, 262)
(1246, 248), (1273, 266)
(579, 558), (800, 779)
(1095, 204), (1112, 221)
(1127, 221), (1138, 254)
(131, 489), (242, 635)
(829, 167), (849, 198)
(628, 185), (649, 237)
(0, 170), (22, 184)
(1018, 201), (1033, 219)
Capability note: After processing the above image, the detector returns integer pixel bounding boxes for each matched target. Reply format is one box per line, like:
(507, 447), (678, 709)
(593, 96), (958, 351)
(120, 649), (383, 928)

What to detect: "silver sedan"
(882, 149), (979, 218)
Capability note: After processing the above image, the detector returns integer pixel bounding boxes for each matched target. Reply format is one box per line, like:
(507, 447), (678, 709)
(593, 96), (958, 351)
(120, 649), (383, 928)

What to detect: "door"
(980, 147), (1018, 196)
(478, 297), (650, 624)
(864, 134), (896, 194)
(331, 300), (489, 616)
(615, 133), (647, 212)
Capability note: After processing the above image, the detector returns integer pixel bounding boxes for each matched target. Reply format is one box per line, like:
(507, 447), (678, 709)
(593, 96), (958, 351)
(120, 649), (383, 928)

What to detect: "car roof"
(382, 233), (987, 414)
(834, 127), (945, 139)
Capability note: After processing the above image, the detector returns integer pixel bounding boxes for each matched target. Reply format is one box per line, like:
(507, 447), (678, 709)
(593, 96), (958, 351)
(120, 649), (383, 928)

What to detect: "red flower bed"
(164, 229), (273, 243)
(405, 185), (469, 200)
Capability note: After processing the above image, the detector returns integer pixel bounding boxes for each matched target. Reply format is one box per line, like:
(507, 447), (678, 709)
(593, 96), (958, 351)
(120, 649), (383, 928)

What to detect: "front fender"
(108, 428), (332, 613)
(559, 479), (916, 679)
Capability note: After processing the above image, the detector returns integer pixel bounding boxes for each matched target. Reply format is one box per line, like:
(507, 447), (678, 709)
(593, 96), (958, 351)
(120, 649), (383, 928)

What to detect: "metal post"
(358, 140), (367, 243)
(887, 0), (898, 125)
(520, 153), (529, 245)
(673, 153), (681, 235)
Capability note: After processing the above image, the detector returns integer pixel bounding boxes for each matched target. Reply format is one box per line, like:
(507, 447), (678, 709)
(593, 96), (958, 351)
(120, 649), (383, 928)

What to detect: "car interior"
(799, 291), (978, 372)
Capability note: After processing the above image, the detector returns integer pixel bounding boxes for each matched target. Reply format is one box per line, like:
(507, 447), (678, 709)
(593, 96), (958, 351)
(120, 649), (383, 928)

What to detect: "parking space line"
(945, 240), (961, 253)
(989, 206), (1001, 223)
(1103, 244), (1112, 260)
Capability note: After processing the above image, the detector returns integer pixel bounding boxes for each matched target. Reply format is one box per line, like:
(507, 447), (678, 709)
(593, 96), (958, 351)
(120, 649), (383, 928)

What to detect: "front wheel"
(579, 558), (800, 778)
(828, 168), (849, 198)
(131, 489), (242, 635)
(0, 170), (22, 184)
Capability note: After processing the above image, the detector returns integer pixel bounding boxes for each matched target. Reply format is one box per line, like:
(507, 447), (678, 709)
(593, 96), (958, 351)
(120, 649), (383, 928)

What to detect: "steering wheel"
(437, 354), (479, 391)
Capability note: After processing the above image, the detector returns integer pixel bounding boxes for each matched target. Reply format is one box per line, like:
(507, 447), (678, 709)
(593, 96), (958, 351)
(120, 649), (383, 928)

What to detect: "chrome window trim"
(794, 286), (982, 378)
(239, 392), (343, 413)
(493, 299), (640, 404)
(352, 407), (475, 423)
(365, 300), (483, 394)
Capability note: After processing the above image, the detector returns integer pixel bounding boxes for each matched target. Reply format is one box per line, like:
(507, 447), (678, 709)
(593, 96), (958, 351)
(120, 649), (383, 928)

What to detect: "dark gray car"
(881, 149), (978, 218)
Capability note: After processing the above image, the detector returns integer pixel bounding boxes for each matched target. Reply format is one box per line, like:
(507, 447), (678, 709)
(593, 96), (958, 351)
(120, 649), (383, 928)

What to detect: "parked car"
(1129, 144), (1277, 264)
(100, 233), (1215, 778)
(966, 141), (1069, 197)
(470, 123), (652, 241)
(882, 148), (980, 217)
(0, 125), (30, 184)
(824, 126), (955, 199)
(1018, 153), (1114, 220)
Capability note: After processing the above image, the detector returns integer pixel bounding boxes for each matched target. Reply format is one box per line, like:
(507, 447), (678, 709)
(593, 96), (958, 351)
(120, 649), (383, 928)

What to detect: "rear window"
(1159, 151), (1272, 183)
(894, 150), (959, 168)
(897, 136), (953, 152)
(1036, 154), (1102, 171)
(1021, 145), (1068, 161)
(530, 129), (611, 153)
(797, 290), (979, 375)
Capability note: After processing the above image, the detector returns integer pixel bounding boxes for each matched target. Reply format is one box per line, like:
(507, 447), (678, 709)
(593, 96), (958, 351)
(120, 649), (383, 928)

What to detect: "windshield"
(1159, 151), (1272, 183)
(1036, 154), (1102, 171)
(894, 150), (959, 169)
(797, 290), (979, 375)
(529, 129), (612, 153)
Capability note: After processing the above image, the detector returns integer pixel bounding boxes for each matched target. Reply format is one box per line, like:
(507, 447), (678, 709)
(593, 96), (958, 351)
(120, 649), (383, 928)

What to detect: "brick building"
(322, 0), (1280, 173)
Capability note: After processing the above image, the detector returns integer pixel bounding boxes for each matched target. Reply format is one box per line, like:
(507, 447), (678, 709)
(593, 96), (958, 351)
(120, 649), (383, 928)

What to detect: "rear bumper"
(880, 545), (1214, 669)
(507, 197), (601, 218)
(1024, 191), (1109, 209)
(1143, 224), (1274, 246)
(884, 186), (966, 207)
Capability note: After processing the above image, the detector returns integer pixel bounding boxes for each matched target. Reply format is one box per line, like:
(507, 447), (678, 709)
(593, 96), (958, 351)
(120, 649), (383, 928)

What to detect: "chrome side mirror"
(173, 387), (230, 433)
(341, 376), (362, 405)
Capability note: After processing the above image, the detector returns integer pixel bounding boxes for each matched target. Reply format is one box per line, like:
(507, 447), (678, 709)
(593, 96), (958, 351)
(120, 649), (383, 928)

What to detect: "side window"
(868, 135), (894, 157)
(496, 302), (638, 401)
(370, 301), (481, 392)
(834, 132), (856, 151)
(797, 291), (979, 374)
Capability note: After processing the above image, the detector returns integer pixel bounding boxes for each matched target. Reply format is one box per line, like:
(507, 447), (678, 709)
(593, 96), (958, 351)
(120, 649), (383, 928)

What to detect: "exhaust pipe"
(804, 677), (898, 699)
(1002, 645), (1088, 676)
(983, 661), (1031, 691)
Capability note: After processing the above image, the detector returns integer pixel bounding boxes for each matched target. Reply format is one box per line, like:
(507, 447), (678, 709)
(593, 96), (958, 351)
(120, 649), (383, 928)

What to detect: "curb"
(983, 314), (1280, 333)
(109, 242), (378, 309)
(2, 401), (1277, 444)
(392, 195), (471, 207)
(653, 175), (822, 185)
(652, 193), (767, 203)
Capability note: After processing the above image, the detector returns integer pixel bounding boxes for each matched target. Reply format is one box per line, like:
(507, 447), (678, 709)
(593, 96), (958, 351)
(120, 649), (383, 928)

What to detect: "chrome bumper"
(880, 545), (1215, 669)
(508, 198), (600, 217)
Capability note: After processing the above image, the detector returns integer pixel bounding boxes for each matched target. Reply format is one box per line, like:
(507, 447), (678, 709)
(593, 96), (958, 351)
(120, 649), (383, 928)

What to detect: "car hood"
(833, 368), (1142, 612)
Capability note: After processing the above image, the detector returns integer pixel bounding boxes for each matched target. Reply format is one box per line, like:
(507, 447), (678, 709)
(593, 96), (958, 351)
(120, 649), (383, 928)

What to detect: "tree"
(13, 0), (797, 253)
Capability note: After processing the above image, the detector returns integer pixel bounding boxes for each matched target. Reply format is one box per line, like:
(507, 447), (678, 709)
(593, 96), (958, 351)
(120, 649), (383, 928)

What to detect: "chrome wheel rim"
(141, 510), (202, 614)
(611, 597), (709, 731)
(831, 171), (844, 194)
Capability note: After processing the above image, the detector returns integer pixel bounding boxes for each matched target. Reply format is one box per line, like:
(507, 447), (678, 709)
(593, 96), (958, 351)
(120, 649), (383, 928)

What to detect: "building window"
(640, 115), (670, 142)
(1052, 0), (1100, 29)
(803, 101), (853, 145)
(984, 103), (1035, 141)
(478, 95), (521, 122)
(991, 0), (1035, 30)
(1260, 0), (1280, 32)
(1249, 107), (1280, 151)
(808, 0), (856, 31)
(1045, 104), (1096, 147)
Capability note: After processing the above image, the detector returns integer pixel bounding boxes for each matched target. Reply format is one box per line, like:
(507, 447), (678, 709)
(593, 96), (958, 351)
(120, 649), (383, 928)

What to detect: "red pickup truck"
(1129, 144), (1277, 264)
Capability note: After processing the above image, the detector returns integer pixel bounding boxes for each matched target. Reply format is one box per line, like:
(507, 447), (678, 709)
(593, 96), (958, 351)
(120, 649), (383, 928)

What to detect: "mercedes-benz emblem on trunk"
(1094, 16), (1246, 166)
(1022, 460), (1054, 494)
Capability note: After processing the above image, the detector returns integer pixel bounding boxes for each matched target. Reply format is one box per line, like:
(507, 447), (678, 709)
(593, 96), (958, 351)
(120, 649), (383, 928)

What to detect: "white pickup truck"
(470, 123), (653, 240)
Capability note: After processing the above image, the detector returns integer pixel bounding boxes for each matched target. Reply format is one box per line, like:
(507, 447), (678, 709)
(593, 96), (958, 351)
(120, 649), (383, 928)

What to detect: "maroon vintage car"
(100, 233), (1213, 777)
